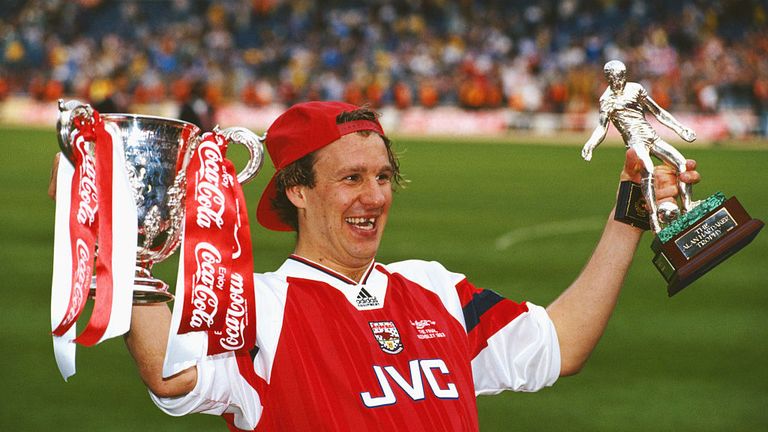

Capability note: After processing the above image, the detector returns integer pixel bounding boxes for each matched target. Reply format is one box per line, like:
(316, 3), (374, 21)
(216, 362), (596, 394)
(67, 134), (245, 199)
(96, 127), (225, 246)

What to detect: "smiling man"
(260, 104), (398, 279)
(123, 101), (700, 431)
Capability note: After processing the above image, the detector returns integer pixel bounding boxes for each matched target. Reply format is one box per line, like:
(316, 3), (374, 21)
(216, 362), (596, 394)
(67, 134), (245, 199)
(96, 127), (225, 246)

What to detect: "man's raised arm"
(124, 305), (197, 397)
(547, 149), (700, 376)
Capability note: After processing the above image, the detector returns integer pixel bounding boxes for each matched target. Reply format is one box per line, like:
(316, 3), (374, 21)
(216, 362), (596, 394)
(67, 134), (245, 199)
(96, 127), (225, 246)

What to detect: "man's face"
(290, 132), (394, 274)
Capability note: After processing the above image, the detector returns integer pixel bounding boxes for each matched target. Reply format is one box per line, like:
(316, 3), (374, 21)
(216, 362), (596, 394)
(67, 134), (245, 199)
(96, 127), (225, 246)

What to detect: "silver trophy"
(580, 61), (763, 296)
(56, 99), (264, 303)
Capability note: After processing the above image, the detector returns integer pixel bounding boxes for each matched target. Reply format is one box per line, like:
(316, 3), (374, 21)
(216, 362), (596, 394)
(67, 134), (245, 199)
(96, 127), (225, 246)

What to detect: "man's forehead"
(314, 133), (389, 164)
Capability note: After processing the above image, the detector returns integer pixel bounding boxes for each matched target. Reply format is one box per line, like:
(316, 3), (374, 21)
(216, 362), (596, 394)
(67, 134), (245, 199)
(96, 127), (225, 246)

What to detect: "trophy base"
(651, 195), (764, 296)
(88, 266), (175, 305)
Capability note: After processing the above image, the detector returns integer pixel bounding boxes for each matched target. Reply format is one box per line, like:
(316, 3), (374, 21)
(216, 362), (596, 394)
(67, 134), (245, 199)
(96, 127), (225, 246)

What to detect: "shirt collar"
(277, 254), (377, 287)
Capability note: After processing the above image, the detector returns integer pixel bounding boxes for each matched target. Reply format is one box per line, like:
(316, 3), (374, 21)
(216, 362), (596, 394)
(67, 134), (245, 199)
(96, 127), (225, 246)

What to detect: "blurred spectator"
(545, 77), (569, 113)
(91, 69), (131, 113)
(179, 80), (215, 132)
(754, 73), (768, 136)
(393, 81), (413, 110)
(418, 80), (439, 109)
(0, 74), (9, 101)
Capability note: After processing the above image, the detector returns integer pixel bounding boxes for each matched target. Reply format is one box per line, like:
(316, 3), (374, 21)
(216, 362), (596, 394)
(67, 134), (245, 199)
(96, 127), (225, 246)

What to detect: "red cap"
(257, 101), (385, 231)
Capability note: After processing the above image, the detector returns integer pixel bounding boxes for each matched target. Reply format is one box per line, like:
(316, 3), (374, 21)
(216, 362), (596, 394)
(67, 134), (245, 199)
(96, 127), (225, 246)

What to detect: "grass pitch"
(1, 126), (766, 431)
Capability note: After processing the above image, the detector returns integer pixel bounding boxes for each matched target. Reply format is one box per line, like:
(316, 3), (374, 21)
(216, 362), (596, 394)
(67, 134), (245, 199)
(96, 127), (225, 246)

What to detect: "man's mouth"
(345, 217), (376, 231)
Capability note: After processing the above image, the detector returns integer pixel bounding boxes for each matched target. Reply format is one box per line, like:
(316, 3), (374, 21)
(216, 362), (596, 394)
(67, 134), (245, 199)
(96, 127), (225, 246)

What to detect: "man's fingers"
(654, 164), (677, 184)
(680, 160), (701, 184)
(654, 184), (679, 202)
(652, 161), (701, 185)
(620, 148), (643, 182)
(679, 170), (701, 184)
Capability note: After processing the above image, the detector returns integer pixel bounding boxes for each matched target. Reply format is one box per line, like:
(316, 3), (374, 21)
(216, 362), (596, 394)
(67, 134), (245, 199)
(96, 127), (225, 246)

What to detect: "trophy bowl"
(56, 100), (264, 303)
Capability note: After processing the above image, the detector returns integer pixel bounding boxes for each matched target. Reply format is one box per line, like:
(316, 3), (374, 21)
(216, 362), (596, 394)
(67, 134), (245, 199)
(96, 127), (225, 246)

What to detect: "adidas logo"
(356, 287), (380, 308)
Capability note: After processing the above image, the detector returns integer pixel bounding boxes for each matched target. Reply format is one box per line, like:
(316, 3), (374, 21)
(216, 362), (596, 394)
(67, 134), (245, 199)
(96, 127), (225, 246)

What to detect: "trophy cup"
(56, 99), (264, 303)
(582, 60), (764, 296)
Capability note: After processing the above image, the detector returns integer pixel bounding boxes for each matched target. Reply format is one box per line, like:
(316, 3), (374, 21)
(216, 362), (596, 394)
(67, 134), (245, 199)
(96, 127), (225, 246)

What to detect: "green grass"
(1, 126), (766, 431)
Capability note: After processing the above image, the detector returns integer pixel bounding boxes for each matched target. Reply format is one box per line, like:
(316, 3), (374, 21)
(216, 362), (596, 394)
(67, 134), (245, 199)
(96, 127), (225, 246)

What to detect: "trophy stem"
(133, 264), (174, 304)
(87, 264), (174, 304)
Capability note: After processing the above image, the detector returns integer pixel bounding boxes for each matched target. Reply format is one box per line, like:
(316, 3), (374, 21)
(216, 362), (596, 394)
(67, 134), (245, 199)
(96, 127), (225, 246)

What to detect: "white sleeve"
(471, 303), (561, 394)
(150, 352), (263, 430)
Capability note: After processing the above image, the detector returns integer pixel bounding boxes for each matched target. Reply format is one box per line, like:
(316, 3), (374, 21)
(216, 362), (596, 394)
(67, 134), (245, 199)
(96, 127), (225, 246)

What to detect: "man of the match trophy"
(581, 60), (764, 296)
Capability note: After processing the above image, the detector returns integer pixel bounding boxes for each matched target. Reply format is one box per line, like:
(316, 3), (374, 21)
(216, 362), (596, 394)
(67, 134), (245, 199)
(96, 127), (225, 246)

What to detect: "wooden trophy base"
(651, 195), (763, 296)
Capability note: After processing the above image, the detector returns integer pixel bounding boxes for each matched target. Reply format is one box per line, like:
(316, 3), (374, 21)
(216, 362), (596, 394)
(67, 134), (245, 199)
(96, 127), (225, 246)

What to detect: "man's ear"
(285, 185), (307, 209)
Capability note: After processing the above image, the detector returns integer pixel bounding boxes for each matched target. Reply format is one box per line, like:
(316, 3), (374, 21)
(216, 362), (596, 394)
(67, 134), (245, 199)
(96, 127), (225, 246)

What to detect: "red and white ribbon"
(163, 131), (256, 377)
(51, 114), (137, 380)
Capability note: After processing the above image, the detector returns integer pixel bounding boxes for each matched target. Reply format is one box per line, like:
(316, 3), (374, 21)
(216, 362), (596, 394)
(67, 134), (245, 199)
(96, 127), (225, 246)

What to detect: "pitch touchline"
(495, 217), (605, 251)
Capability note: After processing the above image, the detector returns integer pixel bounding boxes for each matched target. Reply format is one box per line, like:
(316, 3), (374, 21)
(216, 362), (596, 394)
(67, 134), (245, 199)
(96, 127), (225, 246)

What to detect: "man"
(51, 101), (699, 431)
(581, 60), (698, 232)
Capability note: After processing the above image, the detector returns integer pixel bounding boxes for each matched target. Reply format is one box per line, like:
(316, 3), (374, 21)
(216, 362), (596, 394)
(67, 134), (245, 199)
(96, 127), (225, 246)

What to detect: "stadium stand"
(1, 0), (766, 136)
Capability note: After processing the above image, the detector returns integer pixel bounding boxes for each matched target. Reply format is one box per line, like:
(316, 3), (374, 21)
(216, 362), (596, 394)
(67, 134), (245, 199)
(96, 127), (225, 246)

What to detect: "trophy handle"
(216, 126), (265, 184)
(158, 125), (264, 264)
(56, 99), (94, 164)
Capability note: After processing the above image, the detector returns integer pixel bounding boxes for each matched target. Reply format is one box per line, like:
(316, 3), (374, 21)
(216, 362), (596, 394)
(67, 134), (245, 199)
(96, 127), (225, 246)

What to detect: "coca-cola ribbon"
(51, 111), (137, 380)
(176, 131), (256, 357)
(52, 118), (100, 338)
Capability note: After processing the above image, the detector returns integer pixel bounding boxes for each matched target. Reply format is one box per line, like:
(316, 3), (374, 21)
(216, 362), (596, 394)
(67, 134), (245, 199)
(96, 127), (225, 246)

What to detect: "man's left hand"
(620, 148), (701, 204)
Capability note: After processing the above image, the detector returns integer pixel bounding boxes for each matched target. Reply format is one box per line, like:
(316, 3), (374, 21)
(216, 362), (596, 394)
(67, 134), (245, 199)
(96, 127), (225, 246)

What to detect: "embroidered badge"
(409, 319), (446, 340)
(369, 321), (403, 354)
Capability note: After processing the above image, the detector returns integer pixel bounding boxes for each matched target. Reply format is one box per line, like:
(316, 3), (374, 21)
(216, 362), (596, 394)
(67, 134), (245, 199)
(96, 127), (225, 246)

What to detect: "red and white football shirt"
(152, 256), (560, 431)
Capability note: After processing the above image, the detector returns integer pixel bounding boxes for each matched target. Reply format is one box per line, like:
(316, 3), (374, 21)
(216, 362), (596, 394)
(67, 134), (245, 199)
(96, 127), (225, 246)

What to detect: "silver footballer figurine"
(581, 60), (697, 232)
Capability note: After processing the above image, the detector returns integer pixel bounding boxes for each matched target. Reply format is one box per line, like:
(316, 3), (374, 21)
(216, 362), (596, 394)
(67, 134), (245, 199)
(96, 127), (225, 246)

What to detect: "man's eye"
(376, 173), (392, 183)
(343, 174), (360, 182)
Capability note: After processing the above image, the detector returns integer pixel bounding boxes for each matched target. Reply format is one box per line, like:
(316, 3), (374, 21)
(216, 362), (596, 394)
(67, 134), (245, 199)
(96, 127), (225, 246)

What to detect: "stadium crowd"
(1, 0), (767, 133)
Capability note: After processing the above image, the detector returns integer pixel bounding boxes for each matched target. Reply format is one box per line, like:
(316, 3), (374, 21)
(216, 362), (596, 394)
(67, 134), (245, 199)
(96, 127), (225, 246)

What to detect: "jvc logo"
(360, 359), (458, 407)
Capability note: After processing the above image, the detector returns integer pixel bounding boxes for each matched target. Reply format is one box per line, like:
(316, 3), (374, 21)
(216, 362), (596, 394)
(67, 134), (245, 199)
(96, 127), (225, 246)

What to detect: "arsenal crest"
(369, 321), (403, 354)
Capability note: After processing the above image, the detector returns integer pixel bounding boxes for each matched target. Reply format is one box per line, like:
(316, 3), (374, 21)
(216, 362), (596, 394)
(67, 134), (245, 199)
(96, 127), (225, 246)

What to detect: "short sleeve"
(453, 278), (560, 393)
(470, 302), (560, 394)
(150, 352), (264, 430)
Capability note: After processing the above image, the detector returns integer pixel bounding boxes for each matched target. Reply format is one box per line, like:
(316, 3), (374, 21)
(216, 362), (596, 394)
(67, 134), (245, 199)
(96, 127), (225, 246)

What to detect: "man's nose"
(360, 178), (387, 207)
